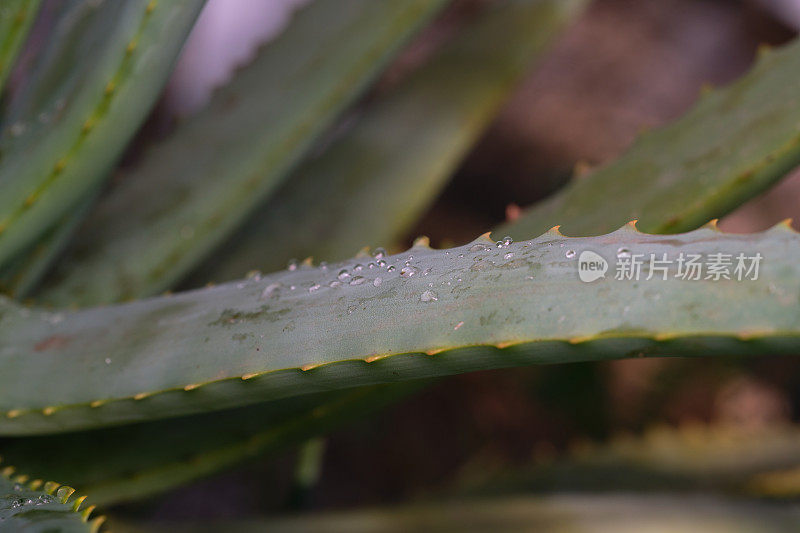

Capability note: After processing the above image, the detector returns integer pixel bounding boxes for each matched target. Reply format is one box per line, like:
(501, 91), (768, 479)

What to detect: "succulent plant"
(2, 0), (800, 530)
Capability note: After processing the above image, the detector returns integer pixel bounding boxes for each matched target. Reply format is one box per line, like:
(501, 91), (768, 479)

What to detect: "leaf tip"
(412, 235), (431, 248)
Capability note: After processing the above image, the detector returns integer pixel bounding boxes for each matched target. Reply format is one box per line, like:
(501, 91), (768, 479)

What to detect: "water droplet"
(423, 267), (432, 276)
(289, 285), (296, 291)
(400, 266), (419, 277)
(617, 247), (631, 259)
(373, 247), (386, 259)
(287, 258), (299, 271)
(377, 259), (387, 268)
(319, 261), (328, 270)
(420, 290), (438, 302)
(496, 236), (513, 248)
(338, 269), (351, 281)
(373, 277), (382, 287)
(504, 252), (514, 260)
(354, 263), (364, 272)
(261, 282), (281, 299)
(329, 280), (341, 288)
(458, 253), (464, 258)
(308, 283), (321, 292)
(350, 276), (366, 286)
(367, 262), (376, 269)
(387, 265), (396, 273)
(470, 244), (488, 252)
(565, 250), (576, 259)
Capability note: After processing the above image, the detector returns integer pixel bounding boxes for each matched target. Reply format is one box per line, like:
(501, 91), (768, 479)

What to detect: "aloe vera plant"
(3, 0), (800, 530)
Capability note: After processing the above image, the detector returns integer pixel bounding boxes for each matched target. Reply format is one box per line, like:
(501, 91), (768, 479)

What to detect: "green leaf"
(0, 195), (95, 299)
(455, 423), (800, 496)
(0, 461), (103, 533)
(496, 38), (800, 240)
(0, 384), (420, 506)
(6, 0), (586, 503)
(2, 223), (799, 435)
(113, 494), (800, 532)
(0, 0), (205, 270)
(0, 0), (41, 94)
(189, 0), (586, 283)
(37, 0), (449, 306)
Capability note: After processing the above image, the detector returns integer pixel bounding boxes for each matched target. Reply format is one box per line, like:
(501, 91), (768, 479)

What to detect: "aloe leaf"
(3, 222), (800, 435)
(455, 423), (800, 496)
(189, 0), (585, 284)
(0, 0), (41, 94)
(37, 0), (449, 306)
(0, 384), (420, 506)
(0, 0), (205, 271)
(0, 460), (104, 533)
(114, 494), (800, 532)
(496, 38), (800, 240)
(0, 195), (95, 299)
(7, 0), (585, 502)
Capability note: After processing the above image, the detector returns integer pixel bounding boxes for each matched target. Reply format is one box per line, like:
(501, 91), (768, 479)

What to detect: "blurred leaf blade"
(497, 38), (800, 240)
(3, 224), (800, 435)
(0, 195), (95, 298)
(38, 0), (449, 306)
(111, 494), (800, 533)
(190, 0), (586, 283)
(454, 423), (800, 496)
(0, 384), (421, 506)
(0, 0), (41, 93)
(0, 0), (205, 271)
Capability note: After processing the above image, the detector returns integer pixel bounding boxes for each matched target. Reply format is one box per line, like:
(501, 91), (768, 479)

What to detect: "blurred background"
(105, 0), (800, 522)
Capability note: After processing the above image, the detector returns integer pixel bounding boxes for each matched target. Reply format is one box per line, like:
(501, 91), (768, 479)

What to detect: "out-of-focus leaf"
(0, 384), (420, 506)
(0, 0), (41, 93)
(38, 0), (448, 305)
(0, 0), (204, 271)
(112, 494), (800, 533)
(190, 0), (586, 283)
(497, 39), (800, 240)
(455, 423), (800, 496)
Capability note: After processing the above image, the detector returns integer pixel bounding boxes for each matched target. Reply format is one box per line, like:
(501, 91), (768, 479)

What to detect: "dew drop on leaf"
(400, 266), (419, 277)
(420, 290), (438, 302)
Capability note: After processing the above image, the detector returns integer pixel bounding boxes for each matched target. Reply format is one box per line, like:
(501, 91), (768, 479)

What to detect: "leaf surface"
(2, 223), (799, 435)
